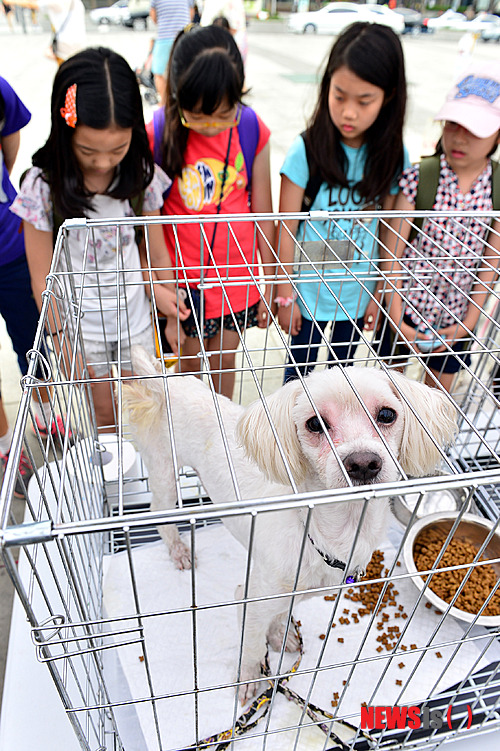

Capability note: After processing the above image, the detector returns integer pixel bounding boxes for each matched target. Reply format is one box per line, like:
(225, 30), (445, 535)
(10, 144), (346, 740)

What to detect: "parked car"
(467, 12), (500, 33)
(481, 20), (500, 41)
(123, 0), (150, 29)
(89, 0), (149, 29)
(361, 3), (406, 32)
(89, 0), (129, 26)
(425, 9), (468, 31)
(287, 1), (404, 35)
(393, 7), (426, 34)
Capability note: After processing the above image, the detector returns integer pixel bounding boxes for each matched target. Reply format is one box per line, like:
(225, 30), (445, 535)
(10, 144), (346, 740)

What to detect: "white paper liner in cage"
(2, 210), (500, 751)
(102, 523), (500, 751)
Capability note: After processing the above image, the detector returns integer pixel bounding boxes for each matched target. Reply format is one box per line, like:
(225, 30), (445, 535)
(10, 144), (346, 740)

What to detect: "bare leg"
(177, 334), (204, 378)
(425, 368), (456, 393)
(177, 329), (240, 398)
(206, 329), (240, 400)
(91, 374), (118, 432)
(154, 74), (166, 106)
(0, 397), (9, 438)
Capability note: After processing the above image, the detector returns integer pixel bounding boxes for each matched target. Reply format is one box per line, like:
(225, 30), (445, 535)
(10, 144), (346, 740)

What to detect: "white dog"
(122, 346), (457, 703)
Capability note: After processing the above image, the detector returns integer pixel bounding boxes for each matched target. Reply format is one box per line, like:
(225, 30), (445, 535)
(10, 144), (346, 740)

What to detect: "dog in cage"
(122, 345), (457, 703)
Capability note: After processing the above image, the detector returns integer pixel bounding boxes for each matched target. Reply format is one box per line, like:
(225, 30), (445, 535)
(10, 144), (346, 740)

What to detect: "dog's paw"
(170, 540), (193, 570)
(267, 621), (301, 653)
(238, 664), (264, 706)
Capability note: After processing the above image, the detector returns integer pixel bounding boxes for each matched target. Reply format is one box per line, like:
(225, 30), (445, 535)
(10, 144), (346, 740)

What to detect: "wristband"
(274, 293), (297, 308)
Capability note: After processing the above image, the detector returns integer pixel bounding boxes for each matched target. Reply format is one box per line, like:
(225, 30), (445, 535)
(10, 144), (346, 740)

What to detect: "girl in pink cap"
(384, 62), (500, 392)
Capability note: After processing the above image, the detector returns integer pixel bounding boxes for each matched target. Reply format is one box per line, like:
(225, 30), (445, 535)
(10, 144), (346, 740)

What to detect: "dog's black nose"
(344, 451), (382, 483)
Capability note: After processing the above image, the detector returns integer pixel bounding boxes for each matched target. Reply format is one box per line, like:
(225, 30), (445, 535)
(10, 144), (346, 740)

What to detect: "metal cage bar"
(1, 210), (500, 751)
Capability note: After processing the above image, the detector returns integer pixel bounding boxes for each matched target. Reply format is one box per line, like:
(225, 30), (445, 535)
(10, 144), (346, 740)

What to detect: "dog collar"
(307, 534), (364, 584)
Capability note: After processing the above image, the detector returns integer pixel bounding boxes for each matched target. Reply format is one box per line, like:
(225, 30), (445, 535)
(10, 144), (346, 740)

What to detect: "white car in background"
(468, 12), (500, 33)
(89, 0), (129, 25)
(425, 9), (468, 31)
(287, 2), (405, 35)
(481, 20), (500, 42)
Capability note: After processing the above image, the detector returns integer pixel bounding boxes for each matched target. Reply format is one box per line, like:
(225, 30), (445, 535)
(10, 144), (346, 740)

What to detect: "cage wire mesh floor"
(1, 210), (500, 751)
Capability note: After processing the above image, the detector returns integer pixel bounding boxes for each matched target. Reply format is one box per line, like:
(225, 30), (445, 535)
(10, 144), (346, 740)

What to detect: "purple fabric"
(1, 76), (31, 266)
(152, 103), (260, 191)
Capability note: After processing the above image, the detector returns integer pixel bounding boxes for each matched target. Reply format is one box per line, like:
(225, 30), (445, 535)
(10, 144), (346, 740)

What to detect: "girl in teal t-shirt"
(277, 22), (409, 382)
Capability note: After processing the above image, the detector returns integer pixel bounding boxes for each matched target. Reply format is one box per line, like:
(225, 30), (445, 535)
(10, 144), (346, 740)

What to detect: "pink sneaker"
(34, 414), (74, 446)
(0, 448), (33, 498)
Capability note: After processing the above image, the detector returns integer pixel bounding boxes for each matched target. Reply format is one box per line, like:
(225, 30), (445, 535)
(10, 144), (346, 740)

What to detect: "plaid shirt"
(399, 154), (493, 328)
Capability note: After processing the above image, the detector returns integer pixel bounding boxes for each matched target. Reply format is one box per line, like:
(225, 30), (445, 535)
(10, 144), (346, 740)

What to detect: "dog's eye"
(306, 415), (330, 433)
(377, 407), (397, 425)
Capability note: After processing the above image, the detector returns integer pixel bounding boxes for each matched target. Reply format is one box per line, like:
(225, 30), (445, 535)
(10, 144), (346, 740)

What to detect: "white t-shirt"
(11, 165), (171, 342)
(38, 0), (86, 61)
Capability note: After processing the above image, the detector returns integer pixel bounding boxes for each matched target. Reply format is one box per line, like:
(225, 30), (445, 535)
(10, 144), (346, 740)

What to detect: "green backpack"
(409, 154), (500, 244)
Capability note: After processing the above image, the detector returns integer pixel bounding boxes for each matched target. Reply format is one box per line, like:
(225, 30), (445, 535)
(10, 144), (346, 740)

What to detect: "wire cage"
(1, 209), (500, 751)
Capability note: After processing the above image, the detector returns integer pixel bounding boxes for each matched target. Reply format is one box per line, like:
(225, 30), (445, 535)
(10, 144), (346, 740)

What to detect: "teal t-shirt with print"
(280, 136), (410, 322)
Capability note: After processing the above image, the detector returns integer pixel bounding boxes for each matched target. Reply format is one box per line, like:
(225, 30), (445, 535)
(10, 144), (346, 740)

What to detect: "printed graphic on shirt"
(178, 151), (246, 211)
(327, 185), (365, 210)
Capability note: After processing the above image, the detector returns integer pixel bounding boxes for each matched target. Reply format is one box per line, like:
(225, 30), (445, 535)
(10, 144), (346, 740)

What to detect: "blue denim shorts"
(152, 38), (174, 76)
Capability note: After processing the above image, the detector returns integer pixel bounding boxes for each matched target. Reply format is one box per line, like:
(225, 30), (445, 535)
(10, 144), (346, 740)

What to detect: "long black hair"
(305, 22), (407, 203)
(161, 24), (245, 178)
(33, 47), (154, 219)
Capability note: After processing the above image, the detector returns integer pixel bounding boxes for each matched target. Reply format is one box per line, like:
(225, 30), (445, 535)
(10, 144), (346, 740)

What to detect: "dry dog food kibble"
(321, 550), (442, 670)
(413, 527), (500, 616)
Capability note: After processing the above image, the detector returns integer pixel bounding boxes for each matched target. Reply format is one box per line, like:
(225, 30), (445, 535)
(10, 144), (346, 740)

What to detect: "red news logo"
(361, 705), (473, 731)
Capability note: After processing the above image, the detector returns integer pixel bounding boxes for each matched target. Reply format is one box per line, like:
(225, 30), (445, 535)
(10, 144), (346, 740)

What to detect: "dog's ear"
(388, 370), (457, 476)
(236, 379), (308, 487)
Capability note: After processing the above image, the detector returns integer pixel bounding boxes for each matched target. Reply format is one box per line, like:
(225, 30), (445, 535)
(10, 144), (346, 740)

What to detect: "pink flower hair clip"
(60, 84), (77, 128)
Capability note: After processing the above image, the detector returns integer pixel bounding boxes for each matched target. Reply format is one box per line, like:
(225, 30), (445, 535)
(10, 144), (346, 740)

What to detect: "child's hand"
(154, 286), (190, 321)
(363, 297), (382, 332)
(399, 321), (443, 353)
(256, 288), (277, 328)
(257, 299), (271, 328)
(420, 324), (467, 354)
(278, 304), (302, 337)
(165, 316), (186, 357)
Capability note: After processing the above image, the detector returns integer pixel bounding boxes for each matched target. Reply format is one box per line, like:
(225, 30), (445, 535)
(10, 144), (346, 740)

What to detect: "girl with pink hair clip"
(11, 47), (188, 430)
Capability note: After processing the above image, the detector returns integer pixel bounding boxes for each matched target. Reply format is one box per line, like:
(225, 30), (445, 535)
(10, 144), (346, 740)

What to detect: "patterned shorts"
(182, 302), (260, 339)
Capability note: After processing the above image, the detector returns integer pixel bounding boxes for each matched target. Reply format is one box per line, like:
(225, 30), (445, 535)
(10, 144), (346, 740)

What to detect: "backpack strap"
(236, 105), (260, 198)
(152, 107), (165, 167)
(491, 159), (500, 211)
(150, 104), (259, 204)
(130, 191), (144, 218)
(409, 155), (500, 245)
(408, 154), (441, 245)
(300, 132), (322, 213)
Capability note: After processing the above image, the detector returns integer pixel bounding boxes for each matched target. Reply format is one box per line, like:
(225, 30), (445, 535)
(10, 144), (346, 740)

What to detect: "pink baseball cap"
(434, 62), (500, 138)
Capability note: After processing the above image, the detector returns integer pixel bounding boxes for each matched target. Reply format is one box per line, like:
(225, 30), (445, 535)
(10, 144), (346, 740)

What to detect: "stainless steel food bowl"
(403, 512), (500, 627)
(391, 481), (470, 527)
